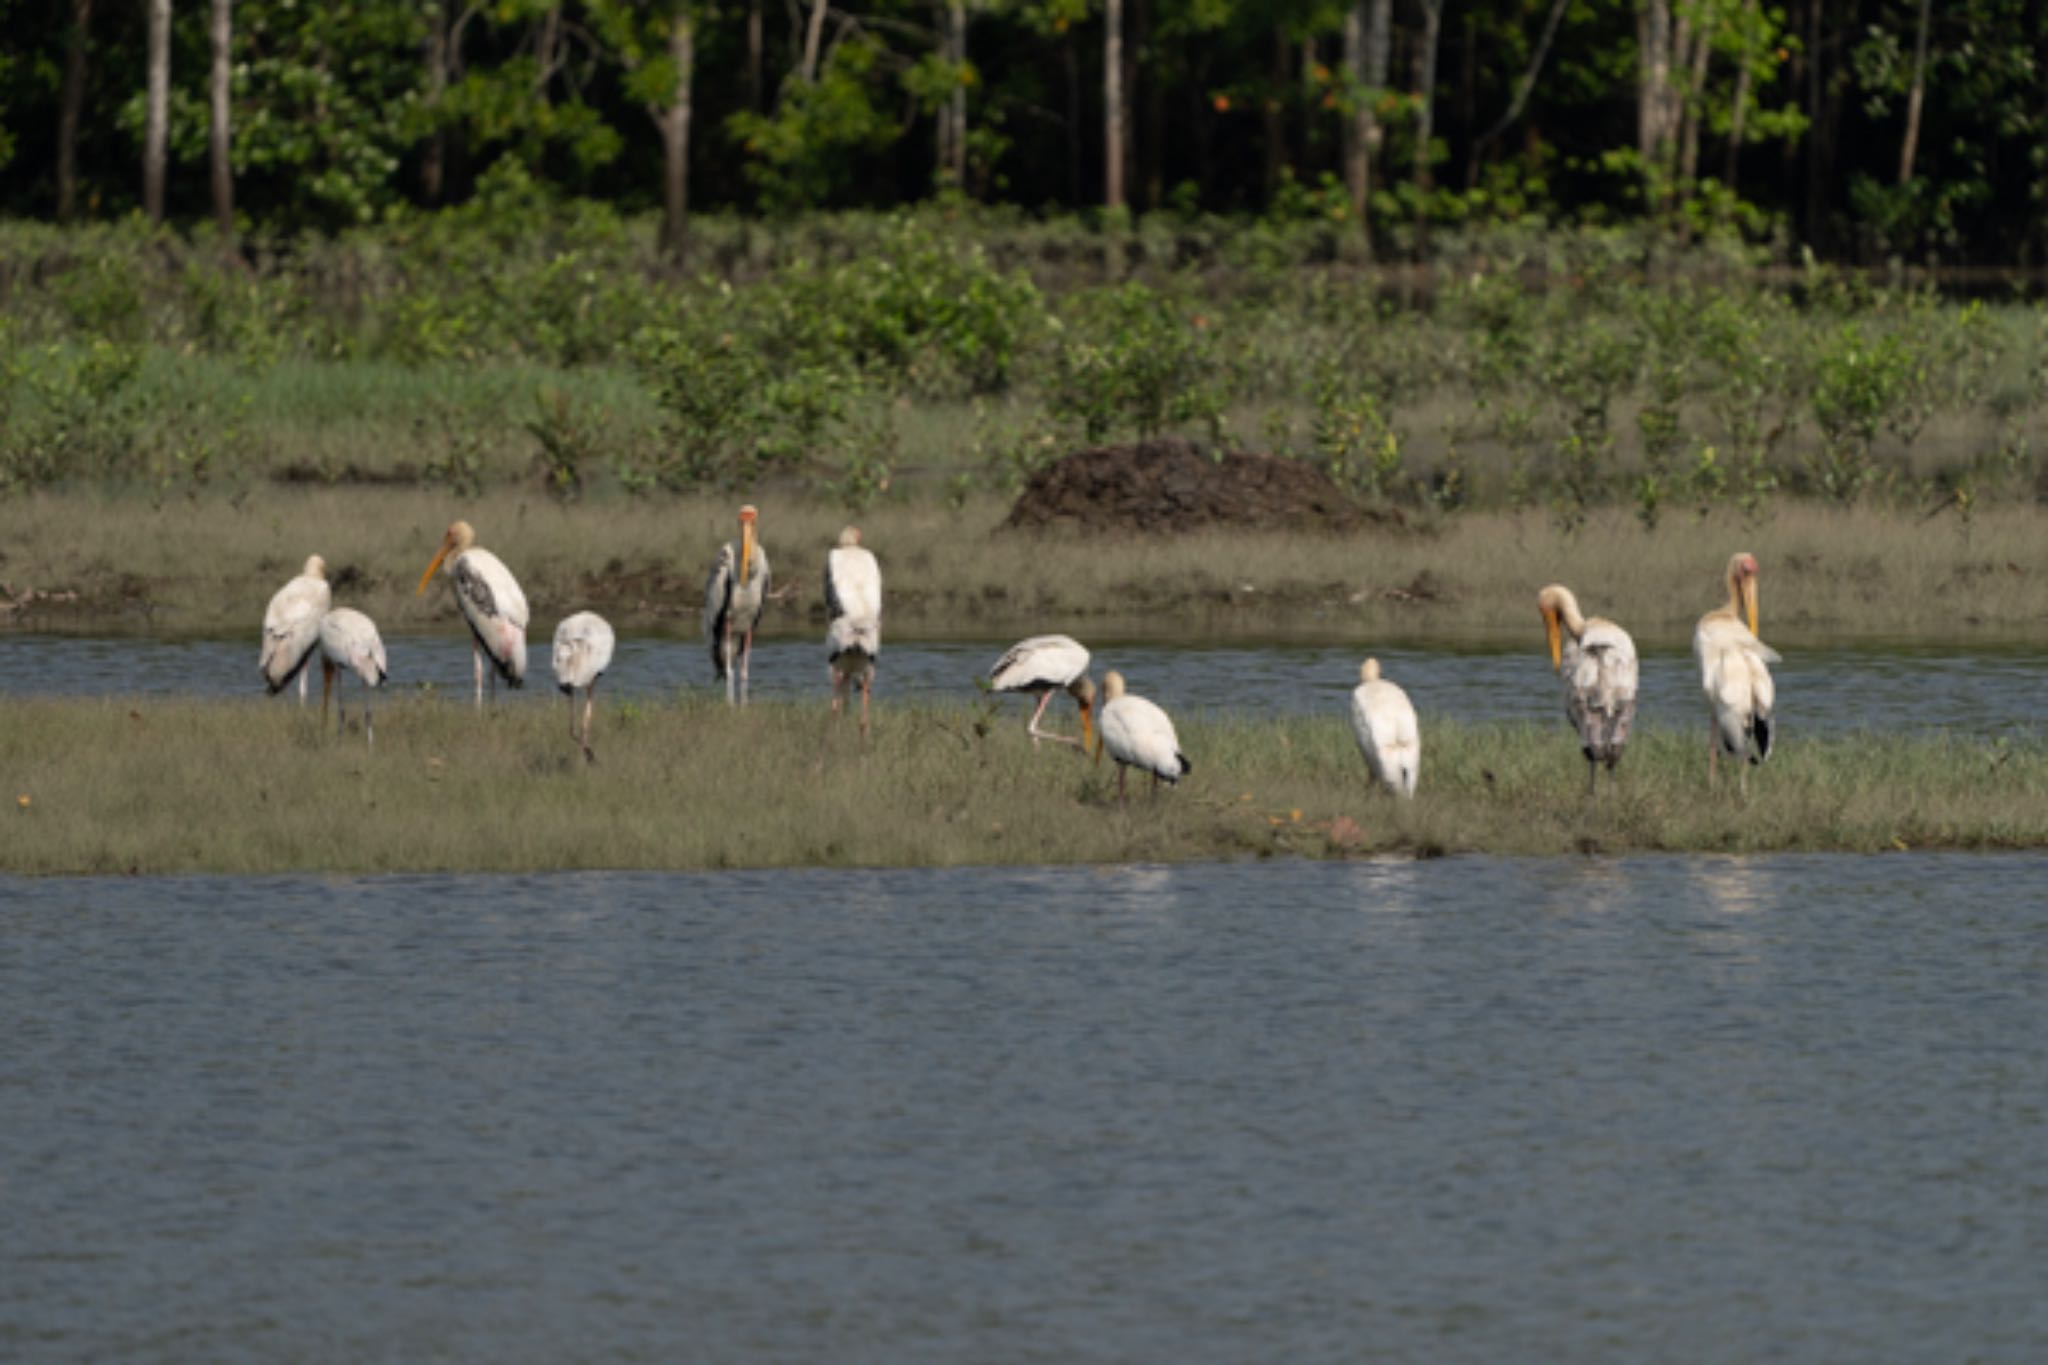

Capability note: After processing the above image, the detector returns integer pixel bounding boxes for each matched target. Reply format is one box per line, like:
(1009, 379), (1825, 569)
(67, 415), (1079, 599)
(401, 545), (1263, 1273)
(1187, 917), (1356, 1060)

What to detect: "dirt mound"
(1004, 438), (1388, 535)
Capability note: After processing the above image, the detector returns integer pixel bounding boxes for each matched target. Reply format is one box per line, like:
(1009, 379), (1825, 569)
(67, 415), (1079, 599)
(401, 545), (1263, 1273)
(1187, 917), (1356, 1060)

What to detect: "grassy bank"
(1, 487), (2044, 639)
(3, 698), (2041, 875)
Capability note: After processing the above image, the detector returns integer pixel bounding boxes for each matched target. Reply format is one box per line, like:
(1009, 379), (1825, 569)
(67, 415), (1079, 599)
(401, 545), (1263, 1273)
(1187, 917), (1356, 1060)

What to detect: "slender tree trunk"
(801, 0), (829, 83)
(1135, 0), (1162, 208)
(209, 0), (233, 240)
(659, 11), (695, 259)
(1343, 0), (1391, 255)
(1412, 0), (1442, 257)
(1064, 35), (1082, 206)
(144, 0), (170, 223)
(949, 0), (968, 188)
(1299, 37), (1317, 179)
(1637, 0), (1671, 170)
(1898, 0), (1931, 183)
(746, 0), (762, 111)
(1676, 14), (1712, 192)
(1724, 0), (1757, 185)
(1804, 0), (1823, 244)
(1104, 0), (1125, 209)
(422, 2), (448, 203)
(1263, 25), (1288, 197)
(57, 0), (93, 222)
(1469, 0), (1569, 188)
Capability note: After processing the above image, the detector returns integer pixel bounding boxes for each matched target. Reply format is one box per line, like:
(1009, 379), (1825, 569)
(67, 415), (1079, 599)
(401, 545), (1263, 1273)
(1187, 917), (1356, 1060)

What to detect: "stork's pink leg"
(859, 675), (871, 740)
(740, 629), (754, 706)
(582, 680), (597, 763)
(1026, 690), (1083, 748)
(473, 645), (486, 709)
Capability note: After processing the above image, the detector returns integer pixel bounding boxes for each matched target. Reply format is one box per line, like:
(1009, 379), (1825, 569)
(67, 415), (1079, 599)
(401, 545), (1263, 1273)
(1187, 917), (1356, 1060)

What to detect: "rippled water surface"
(8, 856), (2048, 1361)
(3, 630), (2044, 733)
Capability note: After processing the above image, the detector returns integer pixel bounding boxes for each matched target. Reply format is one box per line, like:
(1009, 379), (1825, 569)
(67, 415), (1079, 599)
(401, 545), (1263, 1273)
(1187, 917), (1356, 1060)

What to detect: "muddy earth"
(1004, 438), (1392, 534)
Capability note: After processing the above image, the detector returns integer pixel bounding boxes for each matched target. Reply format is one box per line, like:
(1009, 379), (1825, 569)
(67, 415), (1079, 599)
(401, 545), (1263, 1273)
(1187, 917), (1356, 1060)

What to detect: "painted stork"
(260, 554), (331, 703)
(1350, 657), (1420, 798)
(552, 611), (616, 763)
(1537, 583), (1639, 794)
(1095, 670), (1190, 802)
(318, 607), (388, 748)
(704, 504), (770, 706)
(416, 520), (528, 707)
(824, 526), (882, 737)
(1695, 551), (1779, 787)
(988, 634), (1096, 752)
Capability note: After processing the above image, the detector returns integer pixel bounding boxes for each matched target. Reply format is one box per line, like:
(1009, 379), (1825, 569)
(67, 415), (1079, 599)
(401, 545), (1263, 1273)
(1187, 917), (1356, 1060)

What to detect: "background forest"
(1, 0), (2043, 263)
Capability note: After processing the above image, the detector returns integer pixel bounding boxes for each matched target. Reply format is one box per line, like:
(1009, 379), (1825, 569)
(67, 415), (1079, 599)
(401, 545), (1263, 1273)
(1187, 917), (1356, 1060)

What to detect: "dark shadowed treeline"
(1, 0), (2044, 263)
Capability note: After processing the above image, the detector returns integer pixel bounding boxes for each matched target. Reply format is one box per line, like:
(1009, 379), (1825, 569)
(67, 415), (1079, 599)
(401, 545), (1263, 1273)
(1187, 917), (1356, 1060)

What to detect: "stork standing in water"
(704, 504), (770, 705)
(1537, 583), (1638, 795)
(260, 554), (331, 703)
(416, 520), (528, 707)
(823, 526), (881, 737)
(988, 635), (1097, 752)
(318, 607), (388, 748)
(1095, 671), (1190, 803)
(552, 611), (616, 763)
(1350, 658), (1420, 797)
(1695, 552), (1779, 788)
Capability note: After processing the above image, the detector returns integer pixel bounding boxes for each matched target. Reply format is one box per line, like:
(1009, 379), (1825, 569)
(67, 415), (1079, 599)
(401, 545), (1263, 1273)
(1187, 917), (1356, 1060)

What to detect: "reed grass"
(2, 486), (2042, 639)
(3, 698), (2040, 875)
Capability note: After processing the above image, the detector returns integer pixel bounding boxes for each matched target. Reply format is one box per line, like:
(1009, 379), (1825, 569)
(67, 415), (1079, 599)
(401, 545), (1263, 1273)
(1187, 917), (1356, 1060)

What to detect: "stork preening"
(704, 504), (770, 706)
(1537, 583), (1639, 795)
(988, 634), (1097, 752)
(416, 520), (528, 707)
(1695, 551), (1779, 788)
(318, 607), (388, 748)
(260, 554), (331, 703)
(823, 526), (881, 737)
(1350, 658), (1420, 798)
(1095, 670), (1190, 803)
(552, 611), (616, 763)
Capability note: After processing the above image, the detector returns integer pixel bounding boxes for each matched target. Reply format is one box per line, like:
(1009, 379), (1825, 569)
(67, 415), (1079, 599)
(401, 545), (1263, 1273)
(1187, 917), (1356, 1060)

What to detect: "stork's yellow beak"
(1742, 575), (1759, 637)
(1082, 704), (1100, 763)
(739, 520), (756, 584)
(1544, 609), (1562, 670)
(416, 544), (449, 596)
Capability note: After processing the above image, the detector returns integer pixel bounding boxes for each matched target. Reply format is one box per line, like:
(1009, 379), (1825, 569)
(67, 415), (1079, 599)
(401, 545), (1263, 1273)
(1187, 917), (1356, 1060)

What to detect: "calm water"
(7, 856), (2048, 1361)
(3, 629), (2045, 734)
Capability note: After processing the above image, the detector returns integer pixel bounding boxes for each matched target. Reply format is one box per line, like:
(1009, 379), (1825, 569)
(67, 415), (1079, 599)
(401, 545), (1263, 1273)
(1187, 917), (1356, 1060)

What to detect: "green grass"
(3, 698), (2041, 874)
(3, 486), (2044, 639)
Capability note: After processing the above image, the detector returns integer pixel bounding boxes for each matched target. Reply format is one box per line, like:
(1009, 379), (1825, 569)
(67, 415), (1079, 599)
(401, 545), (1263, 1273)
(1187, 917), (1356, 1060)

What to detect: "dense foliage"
(3, 0), (2047, 262)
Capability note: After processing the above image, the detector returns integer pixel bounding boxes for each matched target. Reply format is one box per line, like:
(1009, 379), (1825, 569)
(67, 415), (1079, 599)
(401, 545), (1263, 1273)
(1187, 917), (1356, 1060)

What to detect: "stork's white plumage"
(704, 504), (770, 706)
(824, 526), (881, 737)
(417, 520), (528, 707)
(1349, 658), (1420, 798)
(1095, 671), (1190, 802)
(260, 554), (331, 702)
(989, 634), (1096, 752)
(1537, 583), (1639, 794)
(1695, 551), (1779, 787)
(318, 607), (388, 747)
(552, 611), (616, 762)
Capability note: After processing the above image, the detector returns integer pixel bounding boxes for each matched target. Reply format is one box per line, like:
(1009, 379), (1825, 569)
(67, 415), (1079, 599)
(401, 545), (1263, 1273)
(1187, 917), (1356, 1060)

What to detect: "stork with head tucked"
(988, 634), (1096, 753)
(824, 526), (882, 737)
(1350, 658), (1420, 798)
(1694, 551), (1779, 788)
(416, 520), (529, 707)
(704, 504), (770, 706)
(1537, 583), (1639, 795)
(318, 607), (388, 748)
(260, 554), (331, 703)
(1094, 671), (1190, 803)
(552, 611), (616, 763)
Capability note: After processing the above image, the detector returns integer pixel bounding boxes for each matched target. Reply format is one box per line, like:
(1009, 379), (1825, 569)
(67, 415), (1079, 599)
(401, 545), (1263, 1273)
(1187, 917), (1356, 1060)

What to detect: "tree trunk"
(1104, 0), (1124, 209)
(800, 0), (829, 84)
(1263, 25), (1288, 198)
(421, 2), (448, 203)
(209, 0), (232, 240)
(1675, 12), (1712, 192)
(1343, 0), (1391, 255)
(1637, 0), (1671, 172)
(1804, 0), (1823, 244)
(1468, 0), (1569, 188)
(1724, 0), (1757, 185)
(144, 0), (170, 223)
(659, 11), (694, 260)
(746, 0), (762, 111)
(1064, 35), (1082, 206)
(1136, 0), (1162, 208)
(57, 0), (93, 222)
(948, 0), (968, 188)
(1412, 0), (1442, 256)
(1898, 0), (1931, 183)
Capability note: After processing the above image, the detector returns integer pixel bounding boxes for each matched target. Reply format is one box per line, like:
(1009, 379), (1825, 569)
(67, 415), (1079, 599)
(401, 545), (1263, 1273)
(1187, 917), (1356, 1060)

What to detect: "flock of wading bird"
(258, 505), (1781, 802)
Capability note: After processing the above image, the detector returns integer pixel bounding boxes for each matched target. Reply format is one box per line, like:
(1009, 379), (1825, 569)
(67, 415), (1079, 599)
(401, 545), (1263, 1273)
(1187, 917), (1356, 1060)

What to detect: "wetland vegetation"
(4, 697), (2042, 875)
